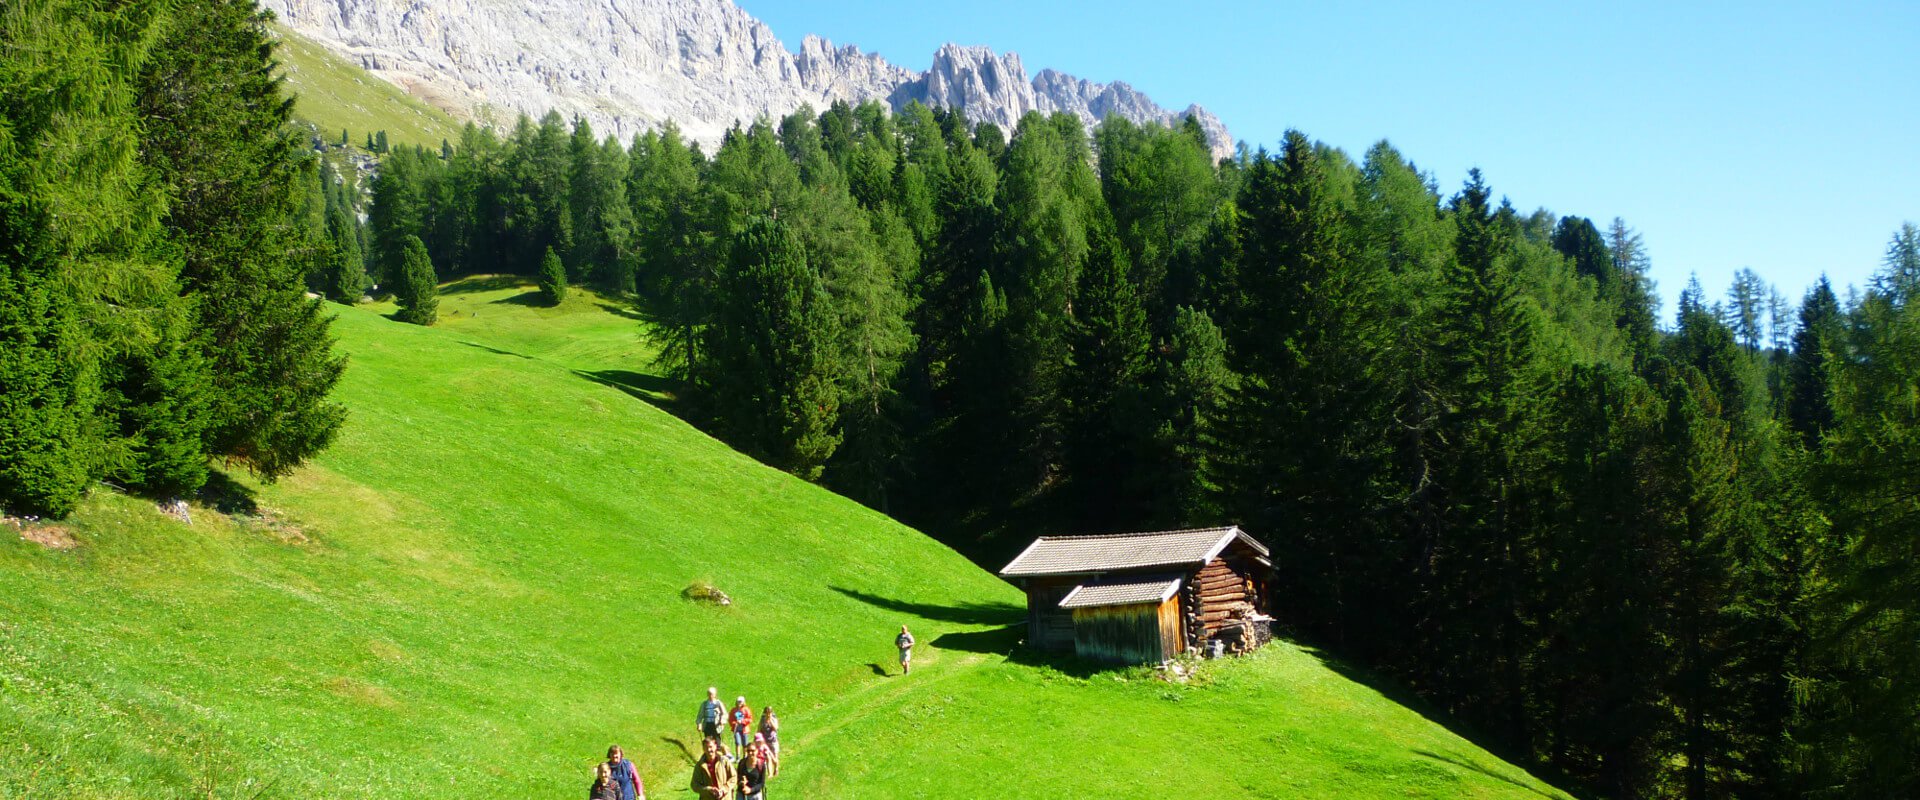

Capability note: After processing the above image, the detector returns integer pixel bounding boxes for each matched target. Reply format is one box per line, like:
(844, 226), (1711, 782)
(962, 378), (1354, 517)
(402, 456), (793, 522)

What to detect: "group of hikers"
(587, 626), (918, 800)
(588, 689), (780, 800)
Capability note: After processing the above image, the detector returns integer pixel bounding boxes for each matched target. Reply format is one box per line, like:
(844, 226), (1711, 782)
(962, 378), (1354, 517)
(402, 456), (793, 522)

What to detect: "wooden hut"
(999, 526), (1273, 665)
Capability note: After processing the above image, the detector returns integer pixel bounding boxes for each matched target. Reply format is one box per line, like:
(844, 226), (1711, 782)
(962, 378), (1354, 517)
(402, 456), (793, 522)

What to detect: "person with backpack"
(736, 743), (770, 800)
(728, 696), (754, 755)
(896, 624), (916, 675)
(696, 687), (726, 752)
(690, 737), (736, 800)
(604, 745), (646, 800)
(757, 707), (780, 775)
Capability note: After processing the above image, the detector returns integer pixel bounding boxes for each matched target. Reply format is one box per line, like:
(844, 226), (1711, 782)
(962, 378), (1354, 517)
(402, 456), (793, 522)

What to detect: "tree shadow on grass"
(490, 289), (553, 307)
(438, 275), (529, 295)
(576, 369), (677, 400)
(196, 470), (258, 515)
(829, 586), (1023, 626)
(660, 736), (696, 766)
(458, 341), (535, 359)
(597, 301), (647, 321)
(1296, 641), (1580, 798)
(1413, 749), (1565, 799)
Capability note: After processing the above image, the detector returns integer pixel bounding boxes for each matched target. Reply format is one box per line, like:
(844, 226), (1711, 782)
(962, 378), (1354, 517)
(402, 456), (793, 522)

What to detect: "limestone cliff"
(262, 0), (1234, 158)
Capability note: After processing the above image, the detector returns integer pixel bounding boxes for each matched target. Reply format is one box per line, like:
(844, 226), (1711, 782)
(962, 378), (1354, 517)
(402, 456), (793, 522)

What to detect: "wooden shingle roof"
(999, 526), (1268, 578)
(1057, 574), (1184, 609)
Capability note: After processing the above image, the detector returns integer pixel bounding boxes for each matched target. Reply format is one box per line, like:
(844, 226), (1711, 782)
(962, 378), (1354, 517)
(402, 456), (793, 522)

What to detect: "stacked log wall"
(1195, 558), (1257, 637)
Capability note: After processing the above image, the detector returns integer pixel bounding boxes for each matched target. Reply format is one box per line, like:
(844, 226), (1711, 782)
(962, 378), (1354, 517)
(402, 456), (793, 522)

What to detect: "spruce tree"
(707, 216), (841, 478)
(1420, 168), (1544, 749)
(1063, 232), (1154, 527)
(0, 184), (95, 517)
(538, 245), (568, 305)
(394, 235), (439, 325)
(1786, 278), (1841, 448)
(134, 0), (345, 481)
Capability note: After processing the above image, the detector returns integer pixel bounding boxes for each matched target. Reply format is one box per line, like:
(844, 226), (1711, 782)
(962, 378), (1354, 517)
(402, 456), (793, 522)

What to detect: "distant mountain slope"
(0, 280), (1569, 799)
(273, 21), (464, 148)
(258, 0), (1234, 157)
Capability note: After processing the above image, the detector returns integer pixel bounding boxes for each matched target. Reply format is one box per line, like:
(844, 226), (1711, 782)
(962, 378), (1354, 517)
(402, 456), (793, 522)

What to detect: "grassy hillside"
(271, 23), (466, 149)
(0, 278), (1571, 799)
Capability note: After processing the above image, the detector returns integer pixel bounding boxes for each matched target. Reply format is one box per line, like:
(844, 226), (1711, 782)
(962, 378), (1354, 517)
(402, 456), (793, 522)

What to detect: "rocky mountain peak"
(262, 0), (1234, 159)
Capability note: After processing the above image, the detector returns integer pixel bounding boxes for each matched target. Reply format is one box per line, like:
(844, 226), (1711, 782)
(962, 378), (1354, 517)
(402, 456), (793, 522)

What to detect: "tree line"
(365, 98), (1920, 797)
(0, 0), (345, 518)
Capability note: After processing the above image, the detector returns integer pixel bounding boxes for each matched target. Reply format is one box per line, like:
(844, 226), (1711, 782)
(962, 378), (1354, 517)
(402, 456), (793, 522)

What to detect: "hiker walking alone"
(729, 696), (754, 755)
(697, 687), (726, 752)
(604, 745), (646, 800)
(690, 738), (736, 800)
(896, 624), (916, 675)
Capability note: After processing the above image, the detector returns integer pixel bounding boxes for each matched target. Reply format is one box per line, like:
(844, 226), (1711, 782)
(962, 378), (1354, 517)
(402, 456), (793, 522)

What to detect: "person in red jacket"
(728, 696), (754, 755)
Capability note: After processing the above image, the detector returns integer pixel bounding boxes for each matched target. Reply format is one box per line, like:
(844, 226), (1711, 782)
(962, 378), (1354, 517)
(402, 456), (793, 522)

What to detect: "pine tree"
(1534, 363), (1672, 796)
(368, 148), (424, 287)
(1726, 268), (1770, 353)
(134, 0), (344, 481)
(394, 235), (439, 325)
(706, 216), (841, 478)
(0, 183), (96, 517)
(1063, 232), (1155, 526)
(1420, 168), (1544, 750)
(1154, 306), (1230, 523)
(538, 245), (568, 305)
(1805, 235), (1920, 795)
(99, 320), (211, 499)
(0, 0), (172, 515)
(1785, 278), (1841, 448)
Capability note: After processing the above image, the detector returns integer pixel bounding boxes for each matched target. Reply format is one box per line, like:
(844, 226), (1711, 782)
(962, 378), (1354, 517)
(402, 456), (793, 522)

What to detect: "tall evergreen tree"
(393, 235), (439, 325)
(1785, 278), (1842, 448)
(134, 0), (345, 481)
(538, 246), (568, 305)
(706, 216), (841, 478)
(1419, 168), (1544, 750)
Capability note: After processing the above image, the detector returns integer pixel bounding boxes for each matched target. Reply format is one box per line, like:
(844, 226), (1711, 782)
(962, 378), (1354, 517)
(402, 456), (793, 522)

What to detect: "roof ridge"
(1037, 525), (1238, 541)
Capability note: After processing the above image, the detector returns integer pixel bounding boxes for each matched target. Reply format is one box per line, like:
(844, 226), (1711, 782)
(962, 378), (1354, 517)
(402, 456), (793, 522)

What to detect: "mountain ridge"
(260, 0), (1235, 157)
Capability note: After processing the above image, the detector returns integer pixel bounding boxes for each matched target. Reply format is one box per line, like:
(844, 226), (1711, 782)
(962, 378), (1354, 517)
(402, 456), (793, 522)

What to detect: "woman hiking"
(728, 696), (754, 755)
(757, 707), (780, 775)
(604, 745), (645, 800)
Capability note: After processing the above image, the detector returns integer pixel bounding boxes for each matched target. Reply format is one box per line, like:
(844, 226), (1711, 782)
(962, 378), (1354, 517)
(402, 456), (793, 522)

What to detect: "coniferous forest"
(4, 2), (1919, 797)
(358, 107), (1920, 797)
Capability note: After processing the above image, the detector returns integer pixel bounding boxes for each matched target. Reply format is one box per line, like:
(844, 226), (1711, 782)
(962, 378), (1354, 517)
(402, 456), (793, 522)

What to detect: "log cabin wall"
(1023, 577), (1078, 651)
(1192, 554), (1267, 639)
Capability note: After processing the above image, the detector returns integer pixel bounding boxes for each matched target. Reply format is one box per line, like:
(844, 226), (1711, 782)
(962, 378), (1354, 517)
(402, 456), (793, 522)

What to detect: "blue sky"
(736, 0), (1920, 316)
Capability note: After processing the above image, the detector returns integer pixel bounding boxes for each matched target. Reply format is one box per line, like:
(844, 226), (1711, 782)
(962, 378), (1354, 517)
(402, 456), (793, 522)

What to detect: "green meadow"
(271, 23), (467, 149)
(0, 281), (1570, 798)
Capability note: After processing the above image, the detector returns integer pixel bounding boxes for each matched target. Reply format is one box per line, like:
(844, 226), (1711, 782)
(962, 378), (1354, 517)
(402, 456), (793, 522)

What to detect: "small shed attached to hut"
(999, 526), (1273, 665)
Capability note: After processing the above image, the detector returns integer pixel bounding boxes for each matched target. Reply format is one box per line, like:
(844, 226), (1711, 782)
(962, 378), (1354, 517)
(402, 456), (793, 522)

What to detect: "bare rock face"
(261, 0), (1234, 159)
